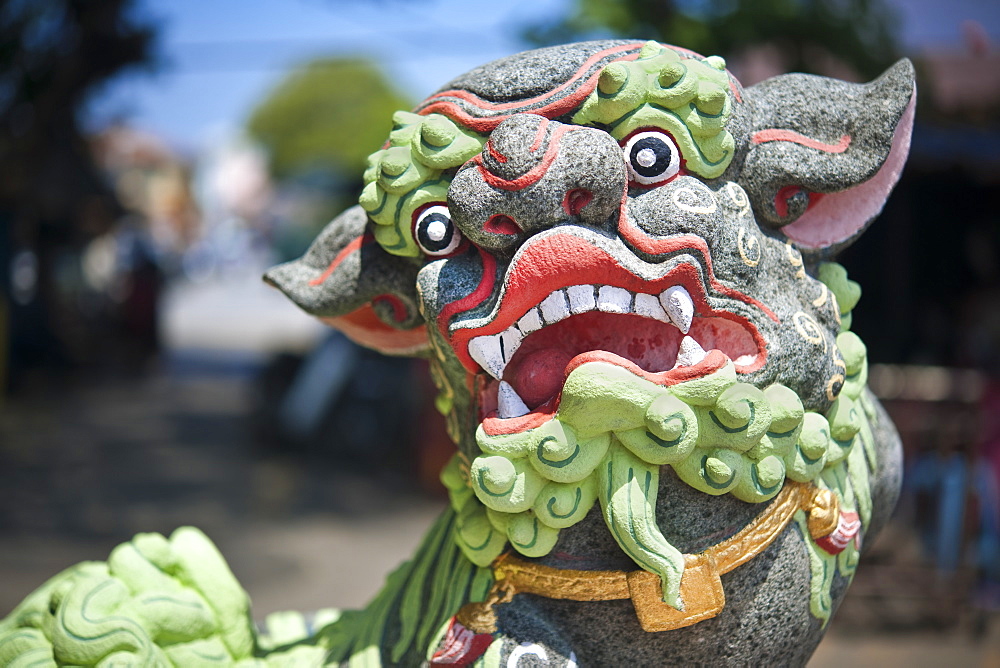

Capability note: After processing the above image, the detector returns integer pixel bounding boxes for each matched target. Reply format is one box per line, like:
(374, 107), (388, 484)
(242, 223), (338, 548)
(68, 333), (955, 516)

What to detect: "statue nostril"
(563, 189), (593, 217)
(484, 214), (521, 236)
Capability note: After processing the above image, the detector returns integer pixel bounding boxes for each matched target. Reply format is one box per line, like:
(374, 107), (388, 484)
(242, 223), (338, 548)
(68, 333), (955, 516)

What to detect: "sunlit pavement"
(161, 268), (325, 354)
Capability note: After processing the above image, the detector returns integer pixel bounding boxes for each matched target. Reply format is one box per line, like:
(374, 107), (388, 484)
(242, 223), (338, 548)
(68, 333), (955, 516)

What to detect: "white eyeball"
(623, 130), (683, 186)
(414, 204), (462, 256)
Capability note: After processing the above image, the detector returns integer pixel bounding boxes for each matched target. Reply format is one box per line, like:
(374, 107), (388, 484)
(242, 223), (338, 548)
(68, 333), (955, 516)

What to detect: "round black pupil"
(629, 137), (672, 178)
(418, 213), (453, 252)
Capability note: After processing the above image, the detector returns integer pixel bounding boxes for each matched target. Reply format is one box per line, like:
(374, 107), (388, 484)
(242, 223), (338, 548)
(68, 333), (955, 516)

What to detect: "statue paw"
(0, 527), (260, 666)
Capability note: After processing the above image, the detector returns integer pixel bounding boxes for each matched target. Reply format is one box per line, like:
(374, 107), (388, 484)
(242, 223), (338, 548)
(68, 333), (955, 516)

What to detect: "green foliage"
(525, 0), (902, 81)
(247, 59), (412, 182)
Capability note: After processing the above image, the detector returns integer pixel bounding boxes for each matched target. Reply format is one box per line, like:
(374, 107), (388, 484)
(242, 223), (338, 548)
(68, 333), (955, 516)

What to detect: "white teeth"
(675, 335), (707, 367)
(499, 327), (523, 363)
(497, 380), (531, 418)
(633, 293), (670, 322)
(517, 308), (543, 334)
(539, 290), (570, 324)
(467, 282), (707, 379)
(566, 285), (597, 314)
(468, 335), (504, 380)
(660, 285), (694, 333)
(597, 286), (632, 313)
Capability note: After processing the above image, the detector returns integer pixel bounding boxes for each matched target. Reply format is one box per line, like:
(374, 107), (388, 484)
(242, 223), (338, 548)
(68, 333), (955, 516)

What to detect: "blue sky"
(85, 0), (1000, 152)
(86, 0), (572, 151)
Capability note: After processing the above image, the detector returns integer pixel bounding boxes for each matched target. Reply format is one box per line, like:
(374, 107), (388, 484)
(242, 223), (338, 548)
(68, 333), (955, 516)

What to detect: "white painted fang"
(633, 293), (670, 322)
(499, 327), (523, 363)
(566, 285), (597, 314)
(539, 290), (571, 324)
(468, 335), (505, 380)
(597, 286), (632, 314)
(675, 335), (707, 367)
(517, 307), (543, 334)
(661, 285), (694, 333)
(498, 381), (530, 418)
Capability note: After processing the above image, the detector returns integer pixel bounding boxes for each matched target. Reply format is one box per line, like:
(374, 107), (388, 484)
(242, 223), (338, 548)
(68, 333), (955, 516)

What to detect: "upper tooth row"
(468, 284), (695, 380)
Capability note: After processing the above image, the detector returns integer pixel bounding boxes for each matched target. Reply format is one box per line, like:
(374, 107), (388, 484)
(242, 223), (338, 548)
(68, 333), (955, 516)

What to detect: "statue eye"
(414, 204), (463, 256)
(622, 130), (683, 186)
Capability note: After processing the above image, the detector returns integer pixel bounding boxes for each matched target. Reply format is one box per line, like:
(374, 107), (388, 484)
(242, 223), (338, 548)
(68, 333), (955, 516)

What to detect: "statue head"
(266, 39), (913, 627)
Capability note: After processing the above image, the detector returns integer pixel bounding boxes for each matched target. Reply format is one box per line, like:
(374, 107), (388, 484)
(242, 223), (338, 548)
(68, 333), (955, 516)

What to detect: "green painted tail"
(316, 507), (494, 666)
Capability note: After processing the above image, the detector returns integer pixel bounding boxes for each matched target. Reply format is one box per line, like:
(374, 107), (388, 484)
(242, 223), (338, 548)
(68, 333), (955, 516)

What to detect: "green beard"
(443, 327), (874, 617)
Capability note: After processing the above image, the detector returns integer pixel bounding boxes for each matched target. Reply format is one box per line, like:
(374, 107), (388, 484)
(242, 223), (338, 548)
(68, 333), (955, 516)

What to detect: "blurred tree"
(0, 0), (156, 390)
(524, 0), (902, 81)
(0, 0), (155, 233)
(247, 59), (411, 182)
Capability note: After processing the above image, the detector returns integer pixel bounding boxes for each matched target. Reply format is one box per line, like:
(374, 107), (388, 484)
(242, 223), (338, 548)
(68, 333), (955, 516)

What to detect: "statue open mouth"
(447, 231), (767, 424)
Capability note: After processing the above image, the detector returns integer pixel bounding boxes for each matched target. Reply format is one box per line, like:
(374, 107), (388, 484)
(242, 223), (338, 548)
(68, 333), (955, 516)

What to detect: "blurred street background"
(1, 0), (999, 665)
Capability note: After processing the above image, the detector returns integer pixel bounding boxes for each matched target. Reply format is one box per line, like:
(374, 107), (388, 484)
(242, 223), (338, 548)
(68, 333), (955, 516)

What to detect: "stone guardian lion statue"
(1, 40), (913, 667)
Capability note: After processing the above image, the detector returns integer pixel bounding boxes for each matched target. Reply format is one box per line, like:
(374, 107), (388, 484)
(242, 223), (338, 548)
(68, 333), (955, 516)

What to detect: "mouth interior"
(500, 311), (758, 410)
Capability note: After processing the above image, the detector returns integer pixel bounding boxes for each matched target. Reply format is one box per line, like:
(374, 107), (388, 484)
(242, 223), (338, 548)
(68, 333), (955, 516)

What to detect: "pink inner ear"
(783, 92), (915, 249)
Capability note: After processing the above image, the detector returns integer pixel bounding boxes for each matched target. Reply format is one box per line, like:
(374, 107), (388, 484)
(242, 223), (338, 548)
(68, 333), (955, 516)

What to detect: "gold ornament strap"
(457, 482), (839, 633)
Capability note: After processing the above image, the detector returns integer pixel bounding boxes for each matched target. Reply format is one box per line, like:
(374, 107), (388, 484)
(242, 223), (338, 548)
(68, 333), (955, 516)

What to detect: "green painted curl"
(571, 41), (736, 178)
(454, 316), (877, 613)
(360, 112), (485, 257)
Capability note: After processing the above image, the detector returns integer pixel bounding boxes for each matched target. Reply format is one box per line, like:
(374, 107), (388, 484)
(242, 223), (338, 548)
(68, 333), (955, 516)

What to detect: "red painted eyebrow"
(751, 129), (851, 154)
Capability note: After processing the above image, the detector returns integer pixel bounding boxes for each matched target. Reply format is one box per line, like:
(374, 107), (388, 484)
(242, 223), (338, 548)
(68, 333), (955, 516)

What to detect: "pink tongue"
(505, 348), (575, 408)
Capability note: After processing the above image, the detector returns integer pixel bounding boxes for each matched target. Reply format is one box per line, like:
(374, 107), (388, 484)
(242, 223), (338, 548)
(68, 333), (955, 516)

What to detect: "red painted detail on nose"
(474, 125), (570, 191)
(562, 188), (593, 217)
(486, 139), (508, 163)
(529, 117), (549, 152)
(484, 214), (521, 236)
(774, 186), (825, 218)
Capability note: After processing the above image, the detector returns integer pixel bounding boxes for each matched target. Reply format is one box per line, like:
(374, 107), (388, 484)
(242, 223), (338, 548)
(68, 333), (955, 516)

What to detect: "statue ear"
(264, 205), (429, 356)
(739, 59), (915, 257)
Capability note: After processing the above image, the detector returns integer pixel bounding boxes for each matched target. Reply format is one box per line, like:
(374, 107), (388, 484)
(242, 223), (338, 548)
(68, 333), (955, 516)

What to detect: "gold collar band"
(458, 482), (839, 633)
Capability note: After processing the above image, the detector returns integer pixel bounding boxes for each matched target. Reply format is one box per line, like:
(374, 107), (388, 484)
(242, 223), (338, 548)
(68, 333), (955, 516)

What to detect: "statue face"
(266, 39), (913, 613)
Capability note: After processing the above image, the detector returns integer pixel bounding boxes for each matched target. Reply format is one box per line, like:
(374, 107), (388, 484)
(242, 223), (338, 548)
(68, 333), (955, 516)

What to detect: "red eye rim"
(774, 186), (826, 218)
(620, 127), (686, 189)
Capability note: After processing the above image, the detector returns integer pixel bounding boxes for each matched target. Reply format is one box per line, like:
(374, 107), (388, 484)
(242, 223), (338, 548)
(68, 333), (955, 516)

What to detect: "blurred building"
(832, 26), (1000, 631)
(91, 123), (201, 258)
